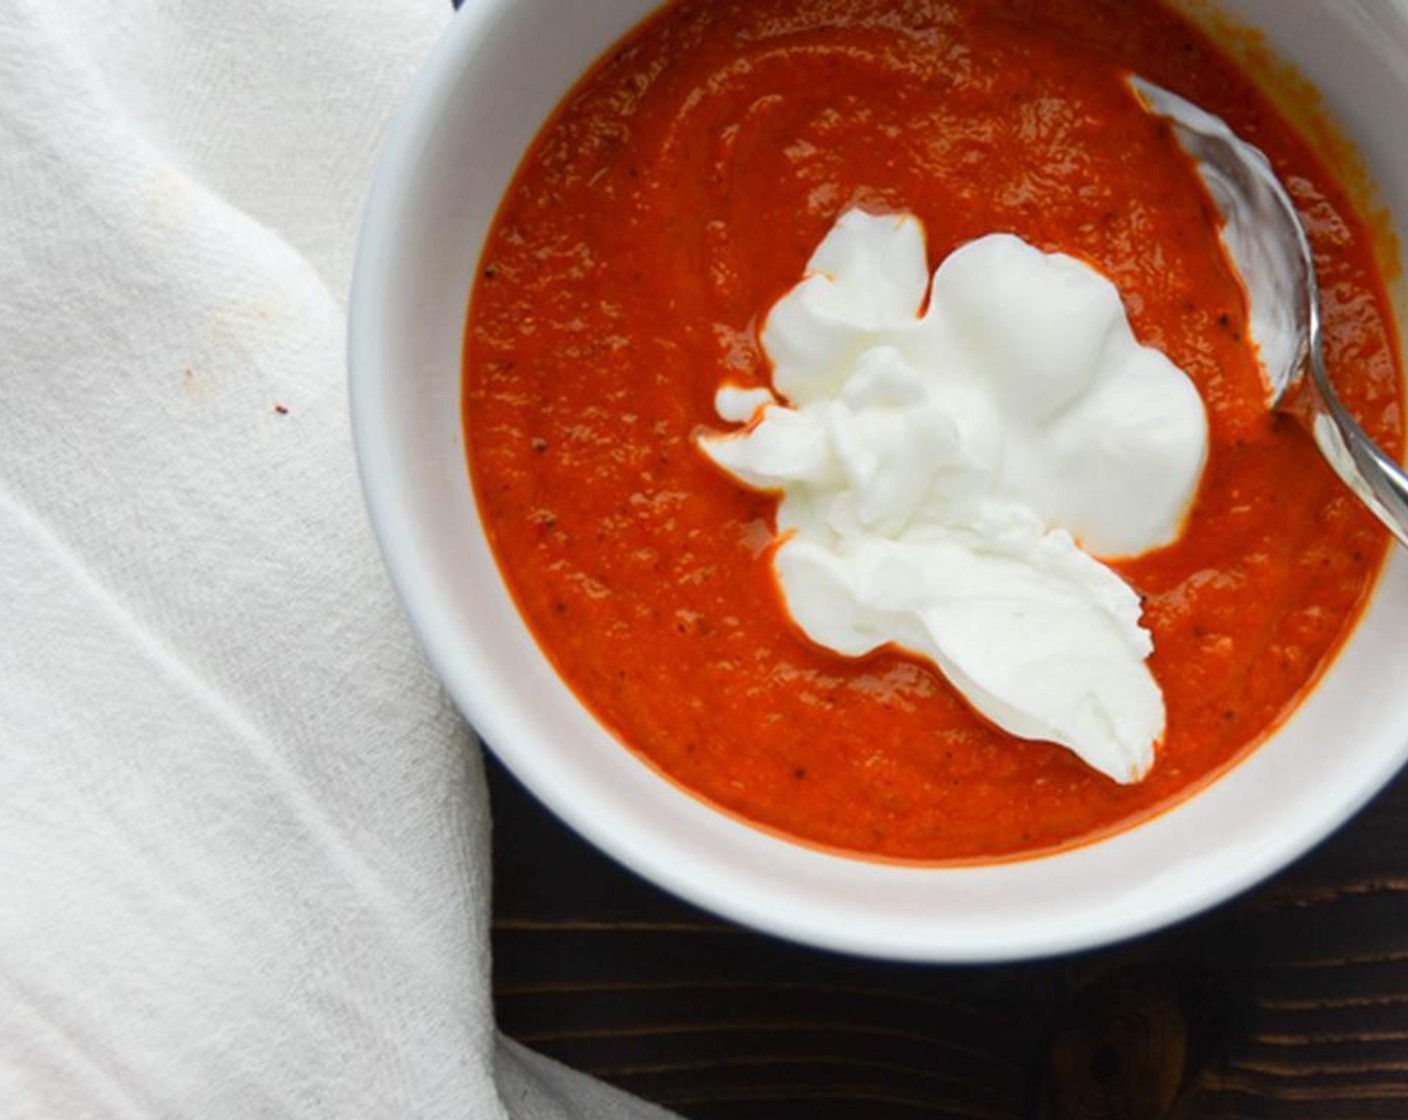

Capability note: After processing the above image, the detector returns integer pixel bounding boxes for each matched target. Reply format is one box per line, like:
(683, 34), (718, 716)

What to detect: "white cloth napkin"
(0, 2), (675, 1116)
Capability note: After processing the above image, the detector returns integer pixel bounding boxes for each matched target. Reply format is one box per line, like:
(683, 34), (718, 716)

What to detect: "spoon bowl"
(1131, 75), (1408, 546)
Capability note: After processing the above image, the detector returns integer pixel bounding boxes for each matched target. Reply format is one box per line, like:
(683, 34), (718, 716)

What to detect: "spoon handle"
(1300, 352), (1408, 548)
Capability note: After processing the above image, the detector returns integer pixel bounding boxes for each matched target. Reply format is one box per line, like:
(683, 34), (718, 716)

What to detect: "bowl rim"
(349, 0), (1408, 962)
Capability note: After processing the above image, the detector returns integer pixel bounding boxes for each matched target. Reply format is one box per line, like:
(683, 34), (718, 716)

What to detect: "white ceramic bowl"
(350, 0), (1408, 961)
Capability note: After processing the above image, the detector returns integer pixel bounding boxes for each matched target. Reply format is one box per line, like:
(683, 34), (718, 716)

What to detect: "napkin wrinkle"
(34, 0), (446, 300)
(2, 484), (498, 1118)
(4, 972), (171, 1120)
(0, 487), (446, 978)
(0, 482), (423, 946)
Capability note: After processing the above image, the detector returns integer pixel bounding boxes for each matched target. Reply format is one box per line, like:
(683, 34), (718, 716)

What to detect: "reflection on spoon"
(1129, 75), (1408, 548)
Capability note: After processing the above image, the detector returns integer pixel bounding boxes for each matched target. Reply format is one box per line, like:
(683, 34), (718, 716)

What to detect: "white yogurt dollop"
(698, 209), (1209, 783)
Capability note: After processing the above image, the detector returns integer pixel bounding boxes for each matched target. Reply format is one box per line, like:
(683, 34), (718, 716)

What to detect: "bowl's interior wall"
(1176, 0), (1408, 314)
(355, 0), (1408, 959)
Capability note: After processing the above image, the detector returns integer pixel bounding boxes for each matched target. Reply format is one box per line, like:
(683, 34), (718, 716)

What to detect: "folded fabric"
(0, 2), (673, 1115)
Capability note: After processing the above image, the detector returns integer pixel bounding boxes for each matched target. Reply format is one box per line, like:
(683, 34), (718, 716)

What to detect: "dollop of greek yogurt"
(697, 209), (1209, 783)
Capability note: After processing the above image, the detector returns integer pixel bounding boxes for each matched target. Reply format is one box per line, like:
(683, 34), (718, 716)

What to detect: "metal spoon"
(1129, 75), (1408, 548)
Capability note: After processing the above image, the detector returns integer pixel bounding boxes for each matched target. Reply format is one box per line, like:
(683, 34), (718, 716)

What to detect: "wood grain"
(490, 752), (1408, 1118)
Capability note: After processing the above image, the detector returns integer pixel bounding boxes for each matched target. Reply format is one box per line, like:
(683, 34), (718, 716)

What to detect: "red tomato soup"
(464, 0), (1403, 862)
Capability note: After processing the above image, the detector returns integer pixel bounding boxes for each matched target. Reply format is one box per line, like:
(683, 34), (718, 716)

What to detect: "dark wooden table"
(490, 750), (1408, 1119)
